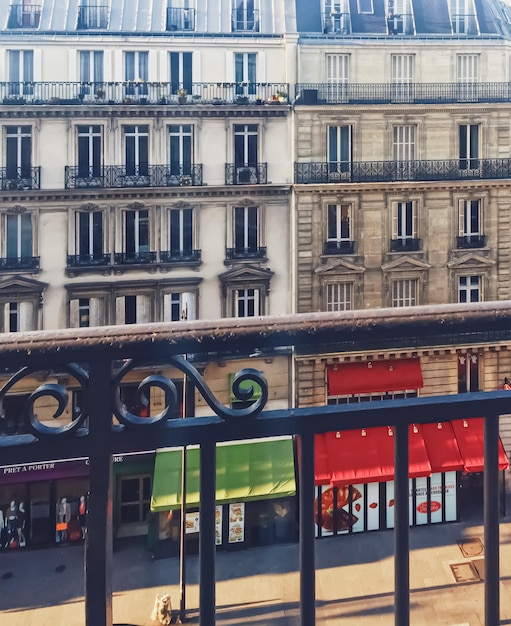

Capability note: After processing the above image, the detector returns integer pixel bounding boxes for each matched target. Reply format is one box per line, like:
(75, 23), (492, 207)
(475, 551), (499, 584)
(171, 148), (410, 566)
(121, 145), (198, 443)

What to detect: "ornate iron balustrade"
(0, 82), (289, 105)
(295, 82), (511, 105)
(114, 252), (158, 266)
(0, 256), (40, 271)
(323, 240), (355, 255)
(65, 165), (203, 189)
(0, 304), (510, 626)
(225, 246), (267, 260)
(166, 7), (196, 30)
(231, 8), (260, 31)
(225, 163), (268, 185)
(76, 5), (109, 29)
(390, 238), (421, 252)
(456, 235), (488, 249)
(67, 254), (112, 268)
(0, 167), (40, 191)
(7, 4), (41, 28)
(295, 160), (511, 184)
(160, 249), (201, 265)
(161, 164), (203, 187)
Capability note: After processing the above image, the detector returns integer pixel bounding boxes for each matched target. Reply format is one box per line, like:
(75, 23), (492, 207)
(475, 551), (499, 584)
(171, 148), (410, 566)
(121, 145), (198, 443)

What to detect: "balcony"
(322, 11), (351, 34)
(225, 163), (267, 185)
(0, 256), (40, 271)
(0, 167), (40, 191)
(65, 165), (203, 190)
(295, 159), (511, 184)
(295, 82), (511, 106)
(113, 252), (157, 267)
(7, 4), (42, 28)
(160, 249), (201, 266)
(390, 238), (421, 252)
(76, 5), (108, 29)
(67, 254), (112, 270)
(323, 240), (356, 255)
(457, 235), (488, 249)
(231, 9), (260, 32)
(0, 82), (289, 106)
(225, 246), (267, 261)
(166, 7), (195, 31)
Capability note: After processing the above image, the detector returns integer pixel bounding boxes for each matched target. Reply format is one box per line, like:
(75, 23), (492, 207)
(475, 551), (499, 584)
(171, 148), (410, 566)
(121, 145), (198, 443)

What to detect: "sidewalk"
(1, 514), (511, 625)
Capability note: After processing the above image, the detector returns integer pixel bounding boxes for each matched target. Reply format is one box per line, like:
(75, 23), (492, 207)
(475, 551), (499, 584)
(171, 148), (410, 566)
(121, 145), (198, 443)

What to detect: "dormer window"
(449, 0), (478, 35)
(323, 0), (351, 34)
(7, 3), (41, 28)
(386, 0), (414, 35)
(232, 0), (260, 32)
(166, 1), (196, 31)
(357, 0), (373, 14)
(77, 0), (109, 30)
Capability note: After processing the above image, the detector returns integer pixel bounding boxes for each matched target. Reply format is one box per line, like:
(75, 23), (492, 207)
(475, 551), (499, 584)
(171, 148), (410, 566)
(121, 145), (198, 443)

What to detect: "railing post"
(484, 414), (500, 626)
(85, 359), (113, 626)
(199, 438), (216, 626)
(299, 432), (315, 626)
(394, 423), (409, 626)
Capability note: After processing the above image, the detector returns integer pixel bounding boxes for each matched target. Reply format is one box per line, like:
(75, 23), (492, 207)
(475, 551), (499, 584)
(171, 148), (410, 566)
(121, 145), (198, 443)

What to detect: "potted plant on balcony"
(271, 91), (288, 103)
(95, 88), (106, 102)
(177, 88), (187, 104)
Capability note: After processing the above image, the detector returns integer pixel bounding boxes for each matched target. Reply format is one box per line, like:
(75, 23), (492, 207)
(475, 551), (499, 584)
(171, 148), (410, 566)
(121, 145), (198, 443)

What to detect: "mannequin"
(78, 495), (87, 539)
(17, 502), (26, 547)
(56, 497), (71, 542)
(0, 508), (4, 549)
(5, 501), (18, 546)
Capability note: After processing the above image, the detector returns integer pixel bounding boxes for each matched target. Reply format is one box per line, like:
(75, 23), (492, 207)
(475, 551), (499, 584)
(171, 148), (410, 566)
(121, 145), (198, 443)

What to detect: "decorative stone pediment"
(127, 202), (145, 210)
(447, 253), (495, 269)
(236, 198), (256, 207)
(6, 205), (27, 214)
(219, 264), (274, 285)
(381, 256), (431, 273)
(0, 276), (48, 294)
(315, 258), (365, 275)
(78, 202), (100, 212)
(171, 201), (193, 210)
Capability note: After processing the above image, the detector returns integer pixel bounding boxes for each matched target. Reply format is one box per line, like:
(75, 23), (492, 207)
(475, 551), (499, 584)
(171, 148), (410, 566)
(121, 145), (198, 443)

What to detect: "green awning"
(151, 437), (296, 512)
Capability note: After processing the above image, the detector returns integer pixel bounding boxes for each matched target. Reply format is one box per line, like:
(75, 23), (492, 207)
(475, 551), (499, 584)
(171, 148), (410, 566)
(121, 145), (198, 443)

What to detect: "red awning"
(313, 434), (332, 486)
(451, 418), (509, 473)
(327, 358), (423, 396)
(421, 422), (464, 473)
(320, 425), (431, 487)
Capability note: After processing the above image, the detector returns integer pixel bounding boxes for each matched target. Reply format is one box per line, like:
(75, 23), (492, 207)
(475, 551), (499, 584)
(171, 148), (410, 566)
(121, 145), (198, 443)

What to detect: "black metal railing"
(67, 254), (112, 268)
(166, 7), (196, 30)
(323, 240), (356, 255)
(0, 167), (40, 191)
(0, 82), (289, 105)
(0, 256), (40, 271)
(225, 246), (267, 260)
(295, 82), (511, 105)
(114, 252), (157, 266)
(160, 250), (201, 264)
(390, 238), (421, 252)
(322, 11), (350, 34)
(7, 4), (41, 28)
(64, 165), (203, 189)
(295, 160), (511, 184)
(231, 9), (260, 31)
(76, 5), (108, 29)
(387, 13), (414, 35)
(225, 163), (268, 185)
(456, 235), (487, 249)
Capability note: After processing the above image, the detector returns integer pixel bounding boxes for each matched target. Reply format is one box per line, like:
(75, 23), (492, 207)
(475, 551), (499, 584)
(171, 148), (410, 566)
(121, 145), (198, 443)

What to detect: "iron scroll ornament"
(112, 356), (268, 429)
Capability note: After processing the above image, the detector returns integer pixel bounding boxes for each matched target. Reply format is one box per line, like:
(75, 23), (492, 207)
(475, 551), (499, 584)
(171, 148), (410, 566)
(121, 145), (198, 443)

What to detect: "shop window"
(328, 390), (417, 405)
(120, 475), (152, 525)
(458, 352), (479, 393)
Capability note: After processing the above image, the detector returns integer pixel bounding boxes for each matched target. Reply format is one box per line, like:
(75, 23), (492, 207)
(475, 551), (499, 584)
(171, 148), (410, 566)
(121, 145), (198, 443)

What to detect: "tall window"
(169, 52), (192, 95)
(79, 51), (104, 97)
(324, 2), (350, 34)
(391, 55), (414, 83)
(234, 124), (258, 166)
(3, 302), (33, 332)
(234, 206), (258, 252)
(326, 55), (349, 102)
(168, 125), (193, 176)
(458, 199), (481, 240)
(76, 210), (103, 259)
(325, 282), (352, 311)
(69, 296), (105, 328)
(391, 201), (418, 249)
(124, 51), (149, 95)
(125, 210), (149, 255)
(235, 288), (260, 317)
(233, 0), (258, 31)
(6, 213), (32, 259)
(6, 126), (31, 180)
(458, 352), (479, 393)
(392, 279), (417, 307)
(169, 207), (193, 255)
(8, 50), (33, 96)
(234, 53), (256, 95)
(116, 295), (151, 324)
(393, 125), (415, 161)
(327, 125), (352, 176)
(458, 275), (481, 303)
(459, 124), (479, 170)
(326, 203), (351, 251)
(77, 125), (102, 180)
(163, 292), (197, 321)
(450, 0), (477, 35)
(457, 54), (478, 82)
(124, 126), (149, 177)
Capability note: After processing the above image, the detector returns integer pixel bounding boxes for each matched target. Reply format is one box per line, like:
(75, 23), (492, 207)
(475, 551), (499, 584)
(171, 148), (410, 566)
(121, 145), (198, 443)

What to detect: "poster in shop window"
(215, 506), (222, 545)
(185, 512), (199, 534)
(414, 477), (429, 526)
(366, 482), (380, 531)
(228, 503), (245, 543)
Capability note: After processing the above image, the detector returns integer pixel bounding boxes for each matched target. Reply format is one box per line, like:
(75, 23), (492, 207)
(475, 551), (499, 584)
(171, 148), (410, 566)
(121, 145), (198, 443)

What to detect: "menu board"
(215, 506), (223, 545)
(185, 512), (199, 534)
(228, 503), (245, 543)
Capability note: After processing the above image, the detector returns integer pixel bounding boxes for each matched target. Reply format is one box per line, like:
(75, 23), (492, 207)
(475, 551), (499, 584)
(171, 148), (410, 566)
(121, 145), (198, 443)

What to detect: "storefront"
(150, 437), (297, 557)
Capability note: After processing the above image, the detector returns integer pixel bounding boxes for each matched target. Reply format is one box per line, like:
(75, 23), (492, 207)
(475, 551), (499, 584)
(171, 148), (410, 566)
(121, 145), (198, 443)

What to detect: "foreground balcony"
(64, 165), (203, 189)
(225, 246), (267, 261)
(323, 240), (356, 255)
(0, 167), (40, 191)
(295, 159), (511, 184)
(0, 256), (40, 271)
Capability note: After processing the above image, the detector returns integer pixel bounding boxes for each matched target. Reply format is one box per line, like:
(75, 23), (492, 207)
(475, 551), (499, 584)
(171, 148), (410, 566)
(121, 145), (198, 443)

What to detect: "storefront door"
(29, 482), (51, 545)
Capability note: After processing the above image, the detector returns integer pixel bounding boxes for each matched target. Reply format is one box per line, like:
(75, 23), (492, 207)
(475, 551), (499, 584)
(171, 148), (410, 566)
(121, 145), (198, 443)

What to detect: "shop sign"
(0, 458), (89, 485)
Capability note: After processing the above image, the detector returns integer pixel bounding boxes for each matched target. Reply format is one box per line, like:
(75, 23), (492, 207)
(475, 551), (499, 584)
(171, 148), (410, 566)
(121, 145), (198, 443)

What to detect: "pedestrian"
(504, 378), (511, 390)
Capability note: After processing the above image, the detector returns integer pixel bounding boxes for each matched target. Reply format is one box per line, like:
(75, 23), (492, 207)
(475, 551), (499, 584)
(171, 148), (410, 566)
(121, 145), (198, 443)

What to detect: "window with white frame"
(69, 296), (106, 328)
(6, 212), (32, 259)
(457, 54), (479, 82)
(391, 55), (414, 83)
(458, 275), (481, 303)
(233, 205), (258, 253)
(125, 209), (149, 255)
(163, 291), (197, 321)
(326, 54), (349, 83)
(124, 51), (148, 86)
(8, 50), (33, 96)
(6, 126), (32, 182)
(168, 125), (193, 177)
(3, 301), (33, 332)
(327, 125), (352, 177)
(79, 51), (103, 97)
(391, 201), (418, 247)
(75, 209), (103, 259)
(324, 1), (350, 34)
(116, 294), (152, 324)
(124, 125), (149, 177)
(169, 206), (194, 256)
(234, 53), (257, 95)
(169, 52), (192, 95)
(325, 282), (353, 311)
(234, 124), (258, 167)
(77, 125), (102, 181)
(326, 203), (352, 252)
(232, 0), (259, 32)
(450, 0), (477, 35)
(458, 199), (482, 246)
(393, 125), (415, 161)
(234, 288), (260, 317)
(459, 124), (479, 170)
(357, 0), (373, 13)
(391, 278), (417, 307)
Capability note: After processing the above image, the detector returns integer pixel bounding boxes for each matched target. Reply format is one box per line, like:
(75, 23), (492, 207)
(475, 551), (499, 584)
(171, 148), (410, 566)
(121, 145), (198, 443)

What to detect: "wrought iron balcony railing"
(113, 252), (158, 266)
(166, 7), (195, 30)
(0, 82), (289, 106)
(322, 11), (351, 34)
(67, 254), (112, 269)
(295, 82), (511, 106)
(76, 5), (108, 29)
(0, 167), (40, 191)
(231, 9), (260, 31)
(160, 250), (201, 265)
(390, 238), (421, 252)
(64, 165), (203, 189)
(225, 163), (268, 185)
(7, 4), (41, 28)
(295, 159), (511, 184)
(456, 235), (488, 249)
(225, 246), (267, 261)
(0, 256), (40, 271)
(323, 240), (356, 255)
